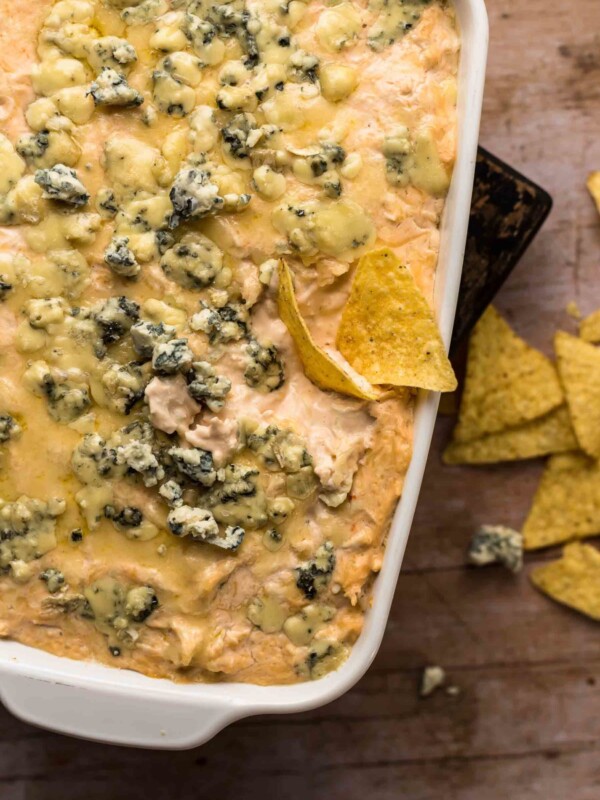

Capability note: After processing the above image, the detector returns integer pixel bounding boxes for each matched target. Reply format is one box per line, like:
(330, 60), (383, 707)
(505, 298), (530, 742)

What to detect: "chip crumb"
(468, 525), (523, 573)
(445, 685), (461, 697)
(420, 665), (446, 697)
(566, 301), (582, 320)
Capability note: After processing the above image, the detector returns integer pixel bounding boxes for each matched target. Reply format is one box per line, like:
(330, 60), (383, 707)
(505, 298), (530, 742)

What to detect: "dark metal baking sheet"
(451, 147), (553, 352)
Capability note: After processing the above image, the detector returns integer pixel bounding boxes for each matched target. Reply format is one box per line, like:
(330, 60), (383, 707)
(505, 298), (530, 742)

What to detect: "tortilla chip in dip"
(336, 248), (456, 392)
(587, 171), (600, 216)
(531, 542), (600, 621)
(443, 405), (577, 465)
(452, 306), (563, 444)
(523, 453), (600, 550)
(277, 260), (380, 401)
(555, 330), (600, 459)
(579, 309), (600, 343)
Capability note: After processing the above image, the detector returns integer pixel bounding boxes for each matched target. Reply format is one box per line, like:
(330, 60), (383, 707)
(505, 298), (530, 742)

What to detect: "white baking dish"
(0, 0), (488, 748)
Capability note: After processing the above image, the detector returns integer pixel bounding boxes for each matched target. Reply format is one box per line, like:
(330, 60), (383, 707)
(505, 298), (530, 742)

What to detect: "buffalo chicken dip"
(0, 0), (458, 683)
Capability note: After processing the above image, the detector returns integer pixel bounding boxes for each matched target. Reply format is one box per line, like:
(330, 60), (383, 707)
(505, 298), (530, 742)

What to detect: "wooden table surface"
(4, 1), (600, 797)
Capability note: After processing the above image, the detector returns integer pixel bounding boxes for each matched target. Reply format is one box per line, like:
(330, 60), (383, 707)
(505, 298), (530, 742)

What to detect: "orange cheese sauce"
(0, 0), (458, 684)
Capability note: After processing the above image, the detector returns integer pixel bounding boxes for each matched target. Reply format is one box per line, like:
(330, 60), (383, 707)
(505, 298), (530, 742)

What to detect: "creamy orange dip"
(0, 0), (458, 683)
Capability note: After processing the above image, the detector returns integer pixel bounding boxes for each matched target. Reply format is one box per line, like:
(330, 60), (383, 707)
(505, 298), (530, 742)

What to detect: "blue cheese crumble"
(160, 232), (228, 289)
(152, 338), (194, 375)
(88, 68), (144, 107)
(167, 505), (244, 551)
(0, 414), (21, 444)
(168, 445), (216, 486)
(34, 164), (89, 206)
(0, 496), (65, 578)
(104, 237), (140, 278)
(186, 361), (231, 411)
(296, 542), (335, 599)
(468, 525), (523, 574)
(168, 165), (224, 227)
(87, 37), (138, 73)
(190, 301), (249, 343)
(130, 319), (176, 358)
(93, 295), (140, 346)
(244, 338), (285, 392)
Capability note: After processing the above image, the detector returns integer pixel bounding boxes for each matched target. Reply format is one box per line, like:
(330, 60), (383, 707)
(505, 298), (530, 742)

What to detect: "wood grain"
(3, 0), (600, 797)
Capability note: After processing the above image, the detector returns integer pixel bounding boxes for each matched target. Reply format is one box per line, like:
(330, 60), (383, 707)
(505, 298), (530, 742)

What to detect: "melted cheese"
(0, 0), (458, 685)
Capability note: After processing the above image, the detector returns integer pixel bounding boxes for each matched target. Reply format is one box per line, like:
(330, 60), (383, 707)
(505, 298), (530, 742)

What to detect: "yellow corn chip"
(531, 542), (600, 621)
(555, 330), (600, 459)
(443, 405), (577, 466)
(523, 452), (600, 550)
(335, 248), (456, 392)
(278, 260), (380, 401)
(579, 309), (600, 343)
(587, 171), (600, 215)
(452, 306), (563, 443)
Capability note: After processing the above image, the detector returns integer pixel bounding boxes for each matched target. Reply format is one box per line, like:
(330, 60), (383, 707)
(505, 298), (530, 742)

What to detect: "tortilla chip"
(523, 452), (600, 550)
(277, 260), (380, 401)
(555, 330), (600, 458)
(587, 171), (600, 215)
(579, 309), (600, 343)
(531, 542), (600, 621)
(336, 248), (456, 392)
(452, 307), (563, 443)
(443, 405), (577, 466)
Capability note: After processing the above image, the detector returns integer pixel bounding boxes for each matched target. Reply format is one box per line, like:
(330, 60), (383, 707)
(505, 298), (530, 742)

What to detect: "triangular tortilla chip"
(277, 260), (380, 401)
(336, 248), (456, 392)
(443, 405), (577, 466)
(523, 452), (600, 550)
(555, 330), (600, 458)
(579, 309), (600, 343)
(452, 306), (563, 443)
(587, 171), (600, 216)
(531, 542), (600, 621)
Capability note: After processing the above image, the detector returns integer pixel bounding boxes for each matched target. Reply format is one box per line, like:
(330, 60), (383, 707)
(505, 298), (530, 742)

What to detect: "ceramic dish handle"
(0, 673), (238, 748)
